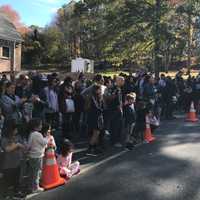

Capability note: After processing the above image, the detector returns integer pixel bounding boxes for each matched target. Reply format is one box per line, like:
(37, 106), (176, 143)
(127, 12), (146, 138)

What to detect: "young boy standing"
(27, 119), (48, 193)
(123, 93), (136, 150)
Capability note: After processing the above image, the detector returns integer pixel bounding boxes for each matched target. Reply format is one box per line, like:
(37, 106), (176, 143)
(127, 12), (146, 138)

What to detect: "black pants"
(132, 123), (145, 141)
(103, 110), (111, 132)
(45, 112), (59, 129)
(165, 101), (174, 119)
(150, 124), (158, 134)
(3, 167), (20, 193)
(62, 113), (74, 139)
(110, 111), (123, 145)
(73, 112), (82, 134)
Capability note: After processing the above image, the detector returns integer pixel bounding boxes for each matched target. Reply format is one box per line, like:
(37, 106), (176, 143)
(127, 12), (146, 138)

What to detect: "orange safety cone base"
(186, 113), (198, 122)
(145, 135), (155, 143)
(144, 130), (155, 143)
(186, 118), (198, 122)
(185, 102), (198, 122)
(40, 147), (66, 190)
(41, 178), (66, 190)
(41, 165), (66, 190)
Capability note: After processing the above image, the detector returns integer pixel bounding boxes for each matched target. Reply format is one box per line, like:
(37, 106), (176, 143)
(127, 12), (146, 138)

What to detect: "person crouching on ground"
(27, 118), (48, 193)
(123, 93), (136, 150)
(57, 139), (80, 180)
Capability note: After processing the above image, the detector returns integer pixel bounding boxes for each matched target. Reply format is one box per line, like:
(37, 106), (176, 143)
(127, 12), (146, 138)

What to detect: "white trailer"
(71, 58), (94, 73)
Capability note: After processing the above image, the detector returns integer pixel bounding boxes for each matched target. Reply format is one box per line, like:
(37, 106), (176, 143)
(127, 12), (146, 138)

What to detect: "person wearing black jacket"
(87, 85), (104, 156)
(162, 77), (177, 119)
(132, 99), (148, 143)
(107, 76), (125, 147)
(123, 93), (136, 150)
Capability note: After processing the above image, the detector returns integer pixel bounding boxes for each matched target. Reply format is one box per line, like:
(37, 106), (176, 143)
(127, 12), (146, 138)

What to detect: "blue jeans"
(28, 157), (43, 190)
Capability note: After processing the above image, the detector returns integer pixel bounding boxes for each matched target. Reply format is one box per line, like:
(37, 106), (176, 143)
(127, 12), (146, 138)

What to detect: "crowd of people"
(0, 69), (200, 199)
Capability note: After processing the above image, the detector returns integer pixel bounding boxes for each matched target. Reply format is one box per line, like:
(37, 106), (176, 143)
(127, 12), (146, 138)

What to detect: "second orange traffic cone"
(40, 147), (65, 190)
(186, 101), (198, 122)
(144, 115), (155, 143)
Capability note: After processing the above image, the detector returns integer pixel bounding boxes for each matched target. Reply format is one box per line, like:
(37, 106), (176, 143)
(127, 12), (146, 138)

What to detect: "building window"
(2, 46), (10, 58)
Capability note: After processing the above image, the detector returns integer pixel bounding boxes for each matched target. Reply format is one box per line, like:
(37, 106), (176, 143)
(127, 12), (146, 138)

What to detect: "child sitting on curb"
(57, 139), (80, 180)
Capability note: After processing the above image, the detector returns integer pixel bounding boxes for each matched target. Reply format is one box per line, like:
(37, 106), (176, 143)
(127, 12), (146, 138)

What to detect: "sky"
(0, 0), (71, 27)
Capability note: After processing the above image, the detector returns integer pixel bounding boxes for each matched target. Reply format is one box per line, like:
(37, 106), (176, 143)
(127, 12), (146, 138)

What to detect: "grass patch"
(100, 70), (199, 79)
(100, 71), (129, 77)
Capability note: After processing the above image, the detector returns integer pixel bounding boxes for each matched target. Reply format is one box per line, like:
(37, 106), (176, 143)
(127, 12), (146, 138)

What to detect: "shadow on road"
(28, 116), (200, 200)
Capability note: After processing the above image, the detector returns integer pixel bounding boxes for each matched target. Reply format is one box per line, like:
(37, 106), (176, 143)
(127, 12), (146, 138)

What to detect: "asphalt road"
(29, 115), (200, 200)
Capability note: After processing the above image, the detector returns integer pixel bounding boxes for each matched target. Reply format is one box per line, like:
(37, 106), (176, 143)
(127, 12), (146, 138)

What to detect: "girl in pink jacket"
(57, 139), (80, 179)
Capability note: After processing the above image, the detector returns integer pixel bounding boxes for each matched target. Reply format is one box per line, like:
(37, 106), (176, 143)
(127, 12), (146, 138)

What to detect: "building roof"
(0, 13), (23, 42)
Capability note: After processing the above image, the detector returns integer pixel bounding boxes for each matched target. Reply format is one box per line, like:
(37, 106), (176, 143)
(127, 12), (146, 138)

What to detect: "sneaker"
(74, 168), (80, 175)
(94, 147), (104, 155)
(132, 140), (138, 145)
(125, 143), (134, 150)
(126, 146), (134, 151)
(114, 143), (123, 148)
(4, 195), (12, 200)
(8, 186), (14, 191)
(105, 130), (110, 136)
(25, 188), (33, 195)
(86, 148), (98, 157)
(13, 192), (26, 199)
(137, 139), (142, 144)
(13, 197), (22, 200)
(33, 186), (44, 193)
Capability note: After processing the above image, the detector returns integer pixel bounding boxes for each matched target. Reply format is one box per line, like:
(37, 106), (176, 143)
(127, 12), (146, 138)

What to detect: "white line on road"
(74, 147), (87, 153)
(74, 141), (88, 145)
(80, 150), (128, 174)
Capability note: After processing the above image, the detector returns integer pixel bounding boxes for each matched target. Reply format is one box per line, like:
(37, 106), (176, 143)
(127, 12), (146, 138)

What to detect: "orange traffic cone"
(40, 147), (65, 190)
(144, 115), (155, 143)
(186, 101), (198, 122)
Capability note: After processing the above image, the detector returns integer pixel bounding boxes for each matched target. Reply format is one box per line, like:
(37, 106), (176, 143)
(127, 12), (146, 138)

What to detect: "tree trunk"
(10, 42), (15, 81)
(154, 0), (161, 79)
(187, 11), (192, 70)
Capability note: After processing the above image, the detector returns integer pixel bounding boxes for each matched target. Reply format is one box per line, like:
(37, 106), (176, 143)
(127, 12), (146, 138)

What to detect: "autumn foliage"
(0, 4), (29, 35)
(169, 0), (184, 6)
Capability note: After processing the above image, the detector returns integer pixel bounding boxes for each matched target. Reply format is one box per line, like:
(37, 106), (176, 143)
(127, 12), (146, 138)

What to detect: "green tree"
(42, 26), (68, 64)
(22, 0), (200, 71)
(175, 0), (200, 69)
(22, 27), (43, 65)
